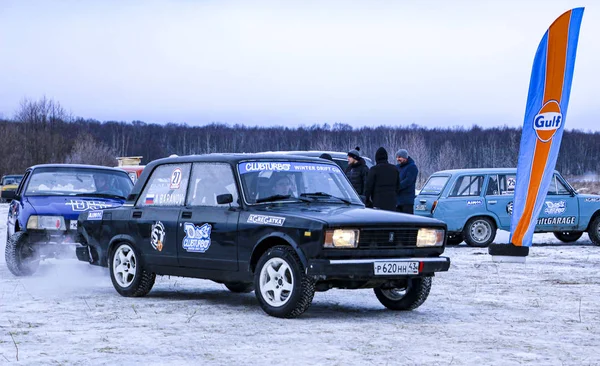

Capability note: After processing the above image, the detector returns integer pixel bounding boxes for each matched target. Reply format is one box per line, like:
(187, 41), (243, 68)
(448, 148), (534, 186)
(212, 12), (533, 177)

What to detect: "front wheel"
(109, 242), (156, 297)
(254, 246), (315, 318)
(553, 231), (583, 243)
(463, 217), (496, 247)
(374, 277), (432, 311)
(588, 216), (600, 246)
(5, 232), (40, 276)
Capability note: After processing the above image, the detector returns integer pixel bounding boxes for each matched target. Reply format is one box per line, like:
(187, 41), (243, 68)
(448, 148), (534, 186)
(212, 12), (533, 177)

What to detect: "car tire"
(5, 231), (40, 276)
(374, 277), (432, 311)
(224, 282), (254, 293)
(446, 233), (463, 246)
(588, 216), (600, 246)
(463, 217), (496, 247)
(553, 231), (583, 243)
(254, 245), (315, 318)
(109, 242), (156, 297)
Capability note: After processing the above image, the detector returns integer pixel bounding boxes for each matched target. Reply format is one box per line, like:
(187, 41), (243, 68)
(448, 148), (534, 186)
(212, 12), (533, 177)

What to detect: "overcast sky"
(1, 0), (598, 131)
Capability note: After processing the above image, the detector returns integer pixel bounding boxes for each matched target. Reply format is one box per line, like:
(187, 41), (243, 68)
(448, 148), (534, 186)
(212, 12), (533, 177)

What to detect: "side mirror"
(13, 194), (20, 201)
(217, 193), (234, 205)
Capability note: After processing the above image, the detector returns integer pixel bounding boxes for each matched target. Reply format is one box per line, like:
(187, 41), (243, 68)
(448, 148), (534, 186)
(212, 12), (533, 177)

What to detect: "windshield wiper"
(255, 194), (311, 204)
(74, 192), (126, 200)
(300, 192), (352, 204)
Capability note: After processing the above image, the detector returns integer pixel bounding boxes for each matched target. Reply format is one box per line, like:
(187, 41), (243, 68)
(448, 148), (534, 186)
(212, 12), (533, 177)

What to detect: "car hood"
(25, 196), (125, 220)
(256, 204), (446, 228)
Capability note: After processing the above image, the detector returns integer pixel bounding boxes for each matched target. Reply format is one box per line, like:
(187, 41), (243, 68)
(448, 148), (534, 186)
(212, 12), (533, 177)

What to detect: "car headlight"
(27, 215), (66, 230)
(416, 228), (445, 247)
(324, 229), (359, 248)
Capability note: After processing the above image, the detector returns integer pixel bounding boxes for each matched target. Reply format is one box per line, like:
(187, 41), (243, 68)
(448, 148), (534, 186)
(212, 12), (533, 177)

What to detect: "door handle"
(420, 199), (427, 203)
(488, 200), (497, 204)
(132, 211), (142, 218)
(181, 211), (193, 219)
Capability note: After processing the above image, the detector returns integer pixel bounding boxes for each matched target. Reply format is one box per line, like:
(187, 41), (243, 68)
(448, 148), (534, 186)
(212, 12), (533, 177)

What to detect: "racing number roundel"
(170, 168), (183, 189)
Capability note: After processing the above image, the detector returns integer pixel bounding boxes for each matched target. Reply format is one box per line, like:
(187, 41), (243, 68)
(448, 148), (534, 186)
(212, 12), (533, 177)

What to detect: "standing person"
(395, 149), (418, 214)
(364, 147), (399, 211)
(345, 147), (369, 196)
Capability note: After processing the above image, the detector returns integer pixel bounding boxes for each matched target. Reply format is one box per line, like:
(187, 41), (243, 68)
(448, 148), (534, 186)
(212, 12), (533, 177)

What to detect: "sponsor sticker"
(544, 200), (566, 215)
(247, 214), (286, 226)
(238, 162), (341, 175)
(151, 221), (165, 251)
(536, 216), (576, 225)
(88, 211), (103, 220)
(467, 200), (482, 206)
(65, 200), (114, 212)
(182, 223), (212, 253)
(585, 197), (600, 203)
(507, 201), (513, 215)
(170, 168), (183, 189)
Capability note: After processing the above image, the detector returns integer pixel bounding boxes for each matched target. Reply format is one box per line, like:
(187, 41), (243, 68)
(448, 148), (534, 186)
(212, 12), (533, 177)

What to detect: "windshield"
(420, 175), (450, 195)
(25, 168), (134, 198)
(2, 176), (22, 186)
(238, 161), (363, 205)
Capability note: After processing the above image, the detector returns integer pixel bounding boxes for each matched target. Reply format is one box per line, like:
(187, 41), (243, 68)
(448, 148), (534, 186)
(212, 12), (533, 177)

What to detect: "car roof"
(28, 164), (130, 174)
(144, 153), (338, 168)
(2, 174), (23, 178)
(431, 167), (560, 175)
(257, 150), (373, 162)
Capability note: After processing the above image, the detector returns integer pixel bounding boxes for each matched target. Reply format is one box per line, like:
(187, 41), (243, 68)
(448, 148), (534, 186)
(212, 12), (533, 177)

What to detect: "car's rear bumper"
(306, 256), (450, 280)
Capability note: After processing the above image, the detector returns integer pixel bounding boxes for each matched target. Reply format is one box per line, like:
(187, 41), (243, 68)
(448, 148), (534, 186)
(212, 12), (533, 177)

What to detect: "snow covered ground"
(1, 203), (599, 365)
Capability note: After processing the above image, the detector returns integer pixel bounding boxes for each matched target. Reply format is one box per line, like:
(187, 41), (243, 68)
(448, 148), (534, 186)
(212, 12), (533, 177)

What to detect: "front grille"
(358, 228), (419, 250)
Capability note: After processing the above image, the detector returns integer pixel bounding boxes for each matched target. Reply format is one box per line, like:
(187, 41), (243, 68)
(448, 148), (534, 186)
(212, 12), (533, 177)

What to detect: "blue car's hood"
(25, 195), (125, 220)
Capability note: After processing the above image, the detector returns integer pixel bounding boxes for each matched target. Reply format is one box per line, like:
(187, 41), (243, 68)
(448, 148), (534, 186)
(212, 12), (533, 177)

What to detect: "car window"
(24, 168), (133, 197)
(487, 174), (516, 196)
(187, 163), (239, 207)
(138, 163), (191, 207)
(238, 161), (361, 204)
(547, 174), (570, 195)
(420, 176), (449, 195)
(450, 175), (484, 197)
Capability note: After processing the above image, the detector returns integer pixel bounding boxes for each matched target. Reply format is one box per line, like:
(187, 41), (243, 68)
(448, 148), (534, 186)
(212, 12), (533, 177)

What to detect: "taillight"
(431, 200), (438, 214)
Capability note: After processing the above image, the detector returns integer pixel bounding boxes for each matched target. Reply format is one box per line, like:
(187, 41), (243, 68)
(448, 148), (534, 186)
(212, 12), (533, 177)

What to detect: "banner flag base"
(488, 243), (529, 263)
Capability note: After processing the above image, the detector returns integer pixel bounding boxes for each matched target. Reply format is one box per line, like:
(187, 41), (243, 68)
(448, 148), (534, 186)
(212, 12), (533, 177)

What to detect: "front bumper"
(306, 256), (450, 280)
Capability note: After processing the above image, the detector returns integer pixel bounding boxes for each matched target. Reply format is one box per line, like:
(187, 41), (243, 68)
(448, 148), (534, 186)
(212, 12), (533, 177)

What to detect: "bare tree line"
(1, 98), (599, 187)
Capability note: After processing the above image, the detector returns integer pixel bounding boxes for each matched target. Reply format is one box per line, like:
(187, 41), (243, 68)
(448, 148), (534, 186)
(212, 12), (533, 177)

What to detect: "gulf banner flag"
(490, 8), (584, 259)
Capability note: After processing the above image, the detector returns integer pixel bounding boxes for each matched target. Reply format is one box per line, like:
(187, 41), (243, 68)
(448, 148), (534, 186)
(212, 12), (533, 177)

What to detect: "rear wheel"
(224, 282), (254, 293)
(553, 231), (583, 243)
(463, 217), (496, 247)
(5, 232), (40, 276)
(109, 243), (156, 297)
(588, 216), (600, 246)
(254, 246), (315, 318)
(374, 277), (432, 311)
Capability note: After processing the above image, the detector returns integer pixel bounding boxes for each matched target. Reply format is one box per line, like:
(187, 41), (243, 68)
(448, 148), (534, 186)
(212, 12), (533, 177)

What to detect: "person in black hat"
(345, 147), (369, 196)
(364, 147), (399, 211)
(395, 149), (418, 214)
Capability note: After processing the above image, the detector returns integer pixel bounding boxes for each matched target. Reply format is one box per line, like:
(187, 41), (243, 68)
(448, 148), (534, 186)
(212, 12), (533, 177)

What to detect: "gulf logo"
(533, 100), (562, 142)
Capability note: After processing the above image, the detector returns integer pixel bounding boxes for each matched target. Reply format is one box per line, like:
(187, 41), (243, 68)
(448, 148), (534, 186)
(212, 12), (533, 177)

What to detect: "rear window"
(420, 176), (449, 195)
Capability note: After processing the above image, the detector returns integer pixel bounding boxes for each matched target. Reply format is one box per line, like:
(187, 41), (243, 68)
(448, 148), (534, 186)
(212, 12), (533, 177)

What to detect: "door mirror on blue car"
(217, 193), (234, 205)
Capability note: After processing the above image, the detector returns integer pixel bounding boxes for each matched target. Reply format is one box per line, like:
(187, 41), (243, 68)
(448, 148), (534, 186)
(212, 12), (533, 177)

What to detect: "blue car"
(5, 164), (134, 276)
(414, 168), (600, 247)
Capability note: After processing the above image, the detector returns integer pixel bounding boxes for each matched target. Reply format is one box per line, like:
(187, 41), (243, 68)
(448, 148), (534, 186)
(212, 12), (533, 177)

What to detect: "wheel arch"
(585, 209), (600, 231)
(107, 234), (140, 264)
(249, 232), (308, 274)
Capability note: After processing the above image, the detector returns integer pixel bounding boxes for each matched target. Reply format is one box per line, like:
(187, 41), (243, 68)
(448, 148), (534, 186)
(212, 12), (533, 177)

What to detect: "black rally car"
(78, 154), (450, 318)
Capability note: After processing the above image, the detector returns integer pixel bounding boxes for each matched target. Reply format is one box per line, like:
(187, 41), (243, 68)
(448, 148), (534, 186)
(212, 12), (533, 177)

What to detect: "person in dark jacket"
(345, 147), (369, 195)
(364, 147), (400, 211)
(395, 149), (418, 214)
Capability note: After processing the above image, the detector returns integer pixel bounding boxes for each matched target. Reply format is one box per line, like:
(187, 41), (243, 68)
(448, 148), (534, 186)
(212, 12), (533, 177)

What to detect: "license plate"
(415, 204), (427, 211)
(70, 221), (78, 230)
(374, 261), (419, 275)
